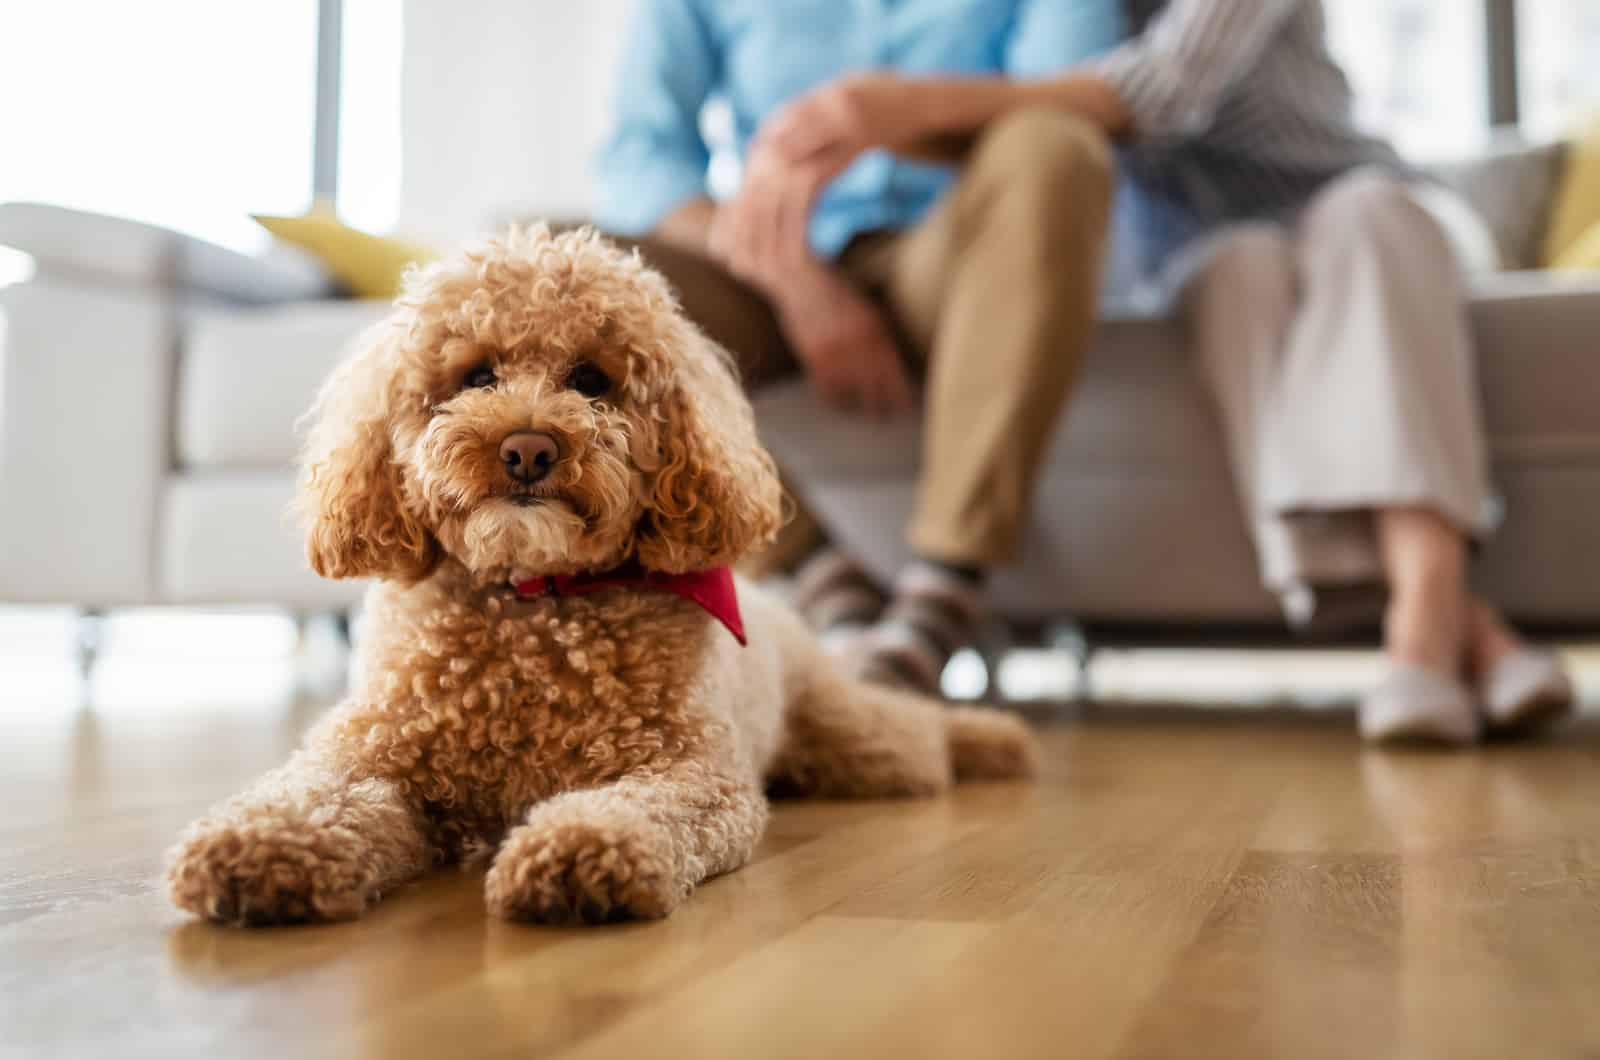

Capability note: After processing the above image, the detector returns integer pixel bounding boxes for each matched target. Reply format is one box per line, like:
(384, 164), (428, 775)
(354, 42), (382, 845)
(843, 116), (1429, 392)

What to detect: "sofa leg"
(74, 609), (104, 683)
(332, 610), (352, 648)
(1048, 622), (1095, 706)
(975, 620), (1017, 702)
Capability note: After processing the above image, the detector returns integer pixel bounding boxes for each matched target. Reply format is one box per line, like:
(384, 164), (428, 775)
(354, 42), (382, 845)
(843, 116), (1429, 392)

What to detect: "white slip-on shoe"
(1479, 648), (1576, 734)
(1360, 663), (1481, 747)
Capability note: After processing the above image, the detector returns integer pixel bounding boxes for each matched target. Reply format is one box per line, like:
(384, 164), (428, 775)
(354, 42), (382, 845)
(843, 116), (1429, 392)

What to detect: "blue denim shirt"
(593, 0), (1125, 258)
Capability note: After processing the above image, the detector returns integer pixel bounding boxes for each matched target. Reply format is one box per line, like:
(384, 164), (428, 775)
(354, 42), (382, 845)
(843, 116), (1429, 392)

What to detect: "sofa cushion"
(1543, 118), (1600, 266)
(160, 473), (363, 608)
(177, 300), (390, 469)
(1468, 273), (1600, 457)
(1425, 138), (1567, 271)
(755, 313), (1275, 622)
(0, 278), (172, 604)
(254, 212), (438, 298)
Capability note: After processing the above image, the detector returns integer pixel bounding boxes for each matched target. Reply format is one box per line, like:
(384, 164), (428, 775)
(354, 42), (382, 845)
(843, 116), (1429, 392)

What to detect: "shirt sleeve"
(592, 0), (719, 235)
(1005, 0), (1126, 77)
(1090, 0), (1300, 139)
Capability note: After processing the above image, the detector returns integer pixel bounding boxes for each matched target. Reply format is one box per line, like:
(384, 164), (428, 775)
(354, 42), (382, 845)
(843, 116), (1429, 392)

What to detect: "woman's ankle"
(1383, 575), (1466, 677)
(1465, 596), (1527, 678)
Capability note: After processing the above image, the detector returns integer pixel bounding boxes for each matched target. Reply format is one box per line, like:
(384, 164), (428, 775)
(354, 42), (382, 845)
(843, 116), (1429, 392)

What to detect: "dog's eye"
(461, 363), (497, 390)
(565, 361), (611, 399)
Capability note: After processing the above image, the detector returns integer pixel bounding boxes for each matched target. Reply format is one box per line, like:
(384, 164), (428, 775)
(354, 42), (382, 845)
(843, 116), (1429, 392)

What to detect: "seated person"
(738, 0), (1575, 742)
(592, 0), (1125, 693)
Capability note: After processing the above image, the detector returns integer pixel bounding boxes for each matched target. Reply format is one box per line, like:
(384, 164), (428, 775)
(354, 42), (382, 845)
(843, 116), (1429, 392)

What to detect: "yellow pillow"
(253, 210), (437, 299)
(1543, 117), (1600, 267)
(1553, 220), (1600, 272)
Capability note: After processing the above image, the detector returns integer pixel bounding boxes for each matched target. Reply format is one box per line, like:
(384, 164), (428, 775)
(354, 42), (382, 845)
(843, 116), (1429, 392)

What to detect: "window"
(0, 1), (320, 252)
(1324, 0), (1491, 160)
(337, 0), (405, 234)
(0, 0), (401, 262)
(1519, 0), (1600, 140)
(1325, 0), (1600, 158)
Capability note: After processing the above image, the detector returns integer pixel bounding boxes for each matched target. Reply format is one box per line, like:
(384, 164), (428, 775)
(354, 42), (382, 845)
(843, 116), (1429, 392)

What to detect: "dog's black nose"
(499, 431), (560, 485)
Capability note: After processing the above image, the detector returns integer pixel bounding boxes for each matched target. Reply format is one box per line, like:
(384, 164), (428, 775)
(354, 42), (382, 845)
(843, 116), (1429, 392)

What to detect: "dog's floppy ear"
(296, 320), (439, 582)
(636, 325), (783, 573)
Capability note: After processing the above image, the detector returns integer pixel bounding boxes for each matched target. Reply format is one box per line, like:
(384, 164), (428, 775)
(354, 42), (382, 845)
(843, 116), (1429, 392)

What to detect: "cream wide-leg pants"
(1179, 167), (1499, 626)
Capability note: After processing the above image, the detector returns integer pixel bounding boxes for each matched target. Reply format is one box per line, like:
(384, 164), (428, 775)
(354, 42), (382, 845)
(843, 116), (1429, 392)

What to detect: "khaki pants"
(1182, 168), (1495, 624)
(613, 108), (1114, 569)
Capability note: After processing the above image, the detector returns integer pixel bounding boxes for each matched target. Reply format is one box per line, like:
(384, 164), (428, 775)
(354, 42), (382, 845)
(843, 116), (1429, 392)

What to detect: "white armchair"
(0, 204), (381, 653)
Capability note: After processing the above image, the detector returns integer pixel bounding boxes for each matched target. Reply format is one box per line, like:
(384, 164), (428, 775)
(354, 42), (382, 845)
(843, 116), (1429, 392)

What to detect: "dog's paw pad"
(166, 825), (374, 926)
(485, 819), (680, 925)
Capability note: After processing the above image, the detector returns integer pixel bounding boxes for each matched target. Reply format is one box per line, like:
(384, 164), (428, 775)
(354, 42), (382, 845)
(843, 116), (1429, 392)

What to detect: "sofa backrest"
(1424, 136), (1570, 271)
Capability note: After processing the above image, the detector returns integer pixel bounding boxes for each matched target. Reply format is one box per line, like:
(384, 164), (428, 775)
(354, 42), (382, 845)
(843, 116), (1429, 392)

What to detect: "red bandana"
(511, 563), (746, 645)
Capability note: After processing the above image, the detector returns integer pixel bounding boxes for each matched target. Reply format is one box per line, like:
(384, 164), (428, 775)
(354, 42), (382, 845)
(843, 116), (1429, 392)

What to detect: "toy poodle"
(166, 225), (1036, 926)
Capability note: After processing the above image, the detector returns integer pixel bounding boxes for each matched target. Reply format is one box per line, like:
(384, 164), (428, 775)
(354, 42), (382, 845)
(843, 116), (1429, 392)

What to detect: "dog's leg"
(166, 751), (435, 926)
(770, 669), (1038, 798)
(485, 760), (767, 924)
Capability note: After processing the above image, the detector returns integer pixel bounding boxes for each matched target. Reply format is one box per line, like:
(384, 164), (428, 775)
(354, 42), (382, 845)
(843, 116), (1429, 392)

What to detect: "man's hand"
(710, 72), (926, 297)
(708, 193), (911, 417)
(758, 72), (924, 172)
(708, 146), (833, 297)
(775, 262), (914, 418)
(706, 137), (911, 417)
(709, 205), (913, 416)
(704, 71), (922, 417)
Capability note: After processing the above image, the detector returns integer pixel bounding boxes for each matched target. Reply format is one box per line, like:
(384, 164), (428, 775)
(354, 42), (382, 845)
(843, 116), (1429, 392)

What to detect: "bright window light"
(1325, 0), (1490, 160)
(0, 1), (319, 253)
(1519, 1), (1600, 140)
(0, 248), (34, 289)
(339, 0), (405, 233)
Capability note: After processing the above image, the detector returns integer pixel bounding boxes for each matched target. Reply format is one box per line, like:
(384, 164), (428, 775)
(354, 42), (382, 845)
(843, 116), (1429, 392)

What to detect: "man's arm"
(592, 0), (719, 241)
(755, 0), (1306, 169)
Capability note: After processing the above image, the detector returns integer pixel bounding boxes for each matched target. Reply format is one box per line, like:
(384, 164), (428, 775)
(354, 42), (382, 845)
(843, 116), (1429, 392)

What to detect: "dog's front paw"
(166, 821), (377, 926)
(485, 811), (684, 925)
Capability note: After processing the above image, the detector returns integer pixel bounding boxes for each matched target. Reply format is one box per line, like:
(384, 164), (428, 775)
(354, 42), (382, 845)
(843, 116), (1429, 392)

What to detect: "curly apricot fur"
(167, 226), (1037, 927)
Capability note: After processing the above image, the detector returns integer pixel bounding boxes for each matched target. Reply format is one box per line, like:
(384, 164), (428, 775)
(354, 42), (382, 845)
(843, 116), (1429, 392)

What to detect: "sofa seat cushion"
(160, 473), (364, 608)
(1469, 274), (1600, 459)
(755, 313), (1277, 623)
(177, 300), (389, 469)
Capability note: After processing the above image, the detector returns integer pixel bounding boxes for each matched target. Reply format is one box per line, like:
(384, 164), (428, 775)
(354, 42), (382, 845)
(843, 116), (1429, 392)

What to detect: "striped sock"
(856, 561), (986, 694)
(790, 548), (887, 649)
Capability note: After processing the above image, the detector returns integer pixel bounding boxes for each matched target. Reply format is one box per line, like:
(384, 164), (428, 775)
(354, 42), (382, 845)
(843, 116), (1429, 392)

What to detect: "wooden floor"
(5, 700), (1600, 1060)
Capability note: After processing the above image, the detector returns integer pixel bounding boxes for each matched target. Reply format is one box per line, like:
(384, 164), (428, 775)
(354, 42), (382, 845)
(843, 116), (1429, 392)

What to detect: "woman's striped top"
(1094, 0), (1406, 225)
